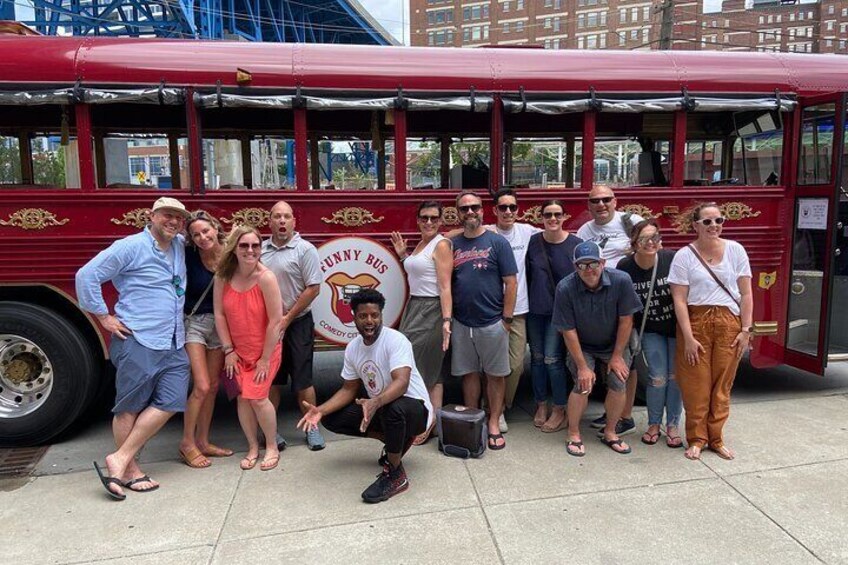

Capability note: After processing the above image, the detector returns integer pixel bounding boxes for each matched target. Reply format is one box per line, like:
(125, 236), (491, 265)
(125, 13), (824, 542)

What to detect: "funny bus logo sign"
(313, 237), (407, 345)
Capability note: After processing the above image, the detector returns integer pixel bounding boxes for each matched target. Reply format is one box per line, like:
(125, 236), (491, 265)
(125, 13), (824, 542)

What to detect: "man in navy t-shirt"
(450, 191), (518, 451)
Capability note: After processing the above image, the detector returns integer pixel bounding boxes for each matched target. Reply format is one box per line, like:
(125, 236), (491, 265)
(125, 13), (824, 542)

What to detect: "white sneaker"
(498, 413), (508, 434)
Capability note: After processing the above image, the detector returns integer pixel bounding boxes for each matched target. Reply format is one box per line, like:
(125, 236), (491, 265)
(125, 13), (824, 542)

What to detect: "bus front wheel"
(0, 302), (98, 447)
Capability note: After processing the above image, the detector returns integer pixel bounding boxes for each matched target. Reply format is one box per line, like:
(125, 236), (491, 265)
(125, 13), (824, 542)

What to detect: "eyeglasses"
(497, 204), (518, 213)
(172, 275), (185, 297)
(588, 197), (614, 205)
(637, 234), (662, 246)
(695, 217), (726, 226)
(542, 211), (564, 219)
(238, 242), (261, 250)
(458, 204), (482, 213)
(418, 215), (441, 224)
(575, 261), (601, 271)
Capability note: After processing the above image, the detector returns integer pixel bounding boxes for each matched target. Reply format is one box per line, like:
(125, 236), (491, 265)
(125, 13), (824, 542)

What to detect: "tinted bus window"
(0, 136), (22, 184)
(100, 134), (187, 189)
(798, 104), (835, 185)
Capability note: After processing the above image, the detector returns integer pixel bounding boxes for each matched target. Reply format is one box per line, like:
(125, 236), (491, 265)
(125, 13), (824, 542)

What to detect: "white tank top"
(403, 235), (446, 297)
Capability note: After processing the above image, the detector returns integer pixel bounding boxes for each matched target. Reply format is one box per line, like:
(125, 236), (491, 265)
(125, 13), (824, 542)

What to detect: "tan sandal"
(240, 456), (258, 470)
(179, 447), (211, 469)
(260, 455), (279, 471)
(201, 444), (234, 458)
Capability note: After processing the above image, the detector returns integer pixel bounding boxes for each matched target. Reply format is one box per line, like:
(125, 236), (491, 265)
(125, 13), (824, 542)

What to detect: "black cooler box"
(436, 404), (487, 458)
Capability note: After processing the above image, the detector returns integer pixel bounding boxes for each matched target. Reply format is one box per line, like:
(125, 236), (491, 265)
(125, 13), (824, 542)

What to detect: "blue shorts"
(109, 335), (190, 414)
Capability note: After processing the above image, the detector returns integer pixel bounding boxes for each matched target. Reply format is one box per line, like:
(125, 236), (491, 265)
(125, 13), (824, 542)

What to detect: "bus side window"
(99, 134), (187, 190)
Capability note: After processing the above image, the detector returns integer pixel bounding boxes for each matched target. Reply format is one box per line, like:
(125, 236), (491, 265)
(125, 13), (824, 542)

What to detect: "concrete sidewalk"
(2, 390), (848, 565)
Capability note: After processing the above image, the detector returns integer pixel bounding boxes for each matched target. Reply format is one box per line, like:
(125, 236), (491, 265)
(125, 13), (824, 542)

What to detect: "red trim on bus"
(75, 104), (95, 192)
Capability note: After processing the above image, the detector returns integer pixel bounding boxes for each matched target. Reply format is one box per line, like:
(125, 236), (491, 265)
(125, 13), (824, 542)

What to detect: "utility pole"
(657, 0), (674, 50)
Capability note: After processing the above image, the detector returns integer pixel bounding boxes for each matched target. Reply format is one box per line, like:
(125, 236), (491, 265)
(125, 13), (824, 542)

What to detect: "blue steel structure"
(0, 0), (396, 44)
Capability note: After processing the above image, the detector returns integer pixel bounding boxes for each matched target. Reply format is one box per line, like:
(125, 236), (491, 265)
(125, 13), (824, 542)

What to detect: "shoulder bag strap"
(687, 244), (740, 307)
(637, 258), (658, 346)
(188, 277), (215, 317)
(538, 234), (557, 291)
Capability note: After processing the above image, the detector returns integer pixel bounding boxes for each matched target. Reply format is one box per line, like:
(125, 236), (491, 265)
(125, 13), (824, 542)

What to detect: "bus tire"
(0, 302), (98, 447)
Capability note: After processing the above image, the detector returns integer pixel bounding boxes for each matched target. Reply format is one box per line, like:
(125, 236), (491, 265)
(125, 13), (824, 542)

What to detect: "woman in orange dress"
(214, 226), (283, 471)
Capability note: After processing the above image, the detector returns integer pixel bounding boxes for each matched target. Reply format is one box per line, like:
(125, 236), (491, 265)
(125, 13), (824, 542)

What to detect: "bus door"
(785, 93), (847, 374)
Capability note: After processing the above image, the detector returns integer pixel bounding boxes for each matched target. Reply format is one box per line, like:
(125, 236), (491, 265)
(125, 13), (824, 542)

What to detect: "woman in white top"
(390, 201), (453, 444)
(668, 202), (753, 461)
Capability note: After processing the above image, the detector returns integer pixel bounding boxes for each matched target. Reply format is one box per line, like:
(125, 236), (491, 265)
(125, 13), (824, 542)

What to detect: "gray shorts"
(566, 347), (632, 394)
(185, 313), (222, 349)
(109, 335), (190, 414)
(451, 319), (510, 377)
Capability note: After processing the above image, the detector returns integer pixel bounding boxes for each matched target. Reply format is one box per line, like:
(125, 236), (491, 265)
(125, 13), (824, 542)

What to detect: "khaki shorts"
(184, 313), (222, 349)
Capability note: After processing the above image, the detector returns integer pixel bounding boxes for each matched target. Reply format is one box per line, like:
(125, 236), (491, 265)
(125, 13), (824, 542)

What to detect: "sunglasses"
(542, 211), (564, 219)
(418, 214), (441, 224)
(497, 204), (518, 213)
(172, 275), (185, 297)
(458, 204), (482, 213)
(575, 261), (601, 271)
(696, 217), (726, 226)
(238, 242), (261, 250)
(588, 197), (614, 205)
(637, 234), (662, 246)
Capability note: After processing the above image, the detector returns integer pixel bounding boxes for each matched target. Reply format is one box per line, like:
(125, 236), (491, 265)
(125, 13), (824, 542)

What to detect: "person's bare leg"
(268, 385), (282, 411)
(486, 375), (506, 445)
(296, 386), (317, 415)
(602, 390), (630, 452)
(621, 369), (638, 420)
(195, 348), (225, 451)
(106, 407), (174, 490)
(180, 344), (212, 464)
(251, 398), (279, 468)
(566, 391), (589, 455)
(237, 397), (260, 466)
(462, 372), (481, 408)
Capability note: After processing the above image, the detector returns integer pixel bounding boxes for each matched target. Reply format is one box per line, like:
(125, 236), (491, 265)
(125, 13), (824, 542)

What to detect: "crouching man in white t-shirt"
(297, 289), (433, 503)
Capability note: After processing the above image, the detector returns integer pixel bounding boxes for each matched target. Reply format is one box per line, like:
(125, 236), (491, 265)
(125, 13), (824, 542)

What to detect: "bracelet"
(222, 345), (234, 354)
(443, 317), (452, 323)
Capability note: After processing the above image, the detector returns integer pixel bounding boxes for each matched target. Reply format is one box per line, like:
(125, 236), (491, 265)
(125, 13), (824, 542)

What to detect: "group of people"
(77, 184), (753, 505)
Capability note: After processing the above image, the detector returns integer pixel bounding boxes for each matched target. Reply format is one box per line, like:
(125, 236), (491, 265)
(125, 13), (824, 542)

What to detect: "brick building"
(410, 0), (848, 53)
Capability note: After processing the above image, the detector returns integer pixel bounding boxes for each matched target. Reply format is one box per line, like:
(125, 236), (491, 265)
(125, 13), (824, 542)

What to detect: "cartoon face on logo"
(313, 237), (407, 346)
(361, 360), (381, 394)
(325, 273), (380, 326)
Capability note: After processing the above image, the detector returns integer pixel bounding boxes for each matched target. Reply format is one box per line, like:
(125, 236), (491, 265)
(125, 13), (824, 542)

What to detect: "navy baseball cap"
(573, 241), (601, 263)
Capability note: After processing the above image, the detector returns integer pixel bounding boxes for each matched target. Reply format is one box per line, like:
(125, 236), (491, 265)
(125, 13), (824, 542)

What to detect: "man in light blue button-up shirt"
(76, 197), (191, 500)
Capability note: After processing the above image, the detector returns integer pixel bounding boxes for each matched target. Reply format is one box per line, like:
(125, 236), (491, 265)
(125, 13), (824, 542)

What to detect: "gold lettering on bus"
(0, 208), (69, 230)
(219, 208), (270, 228)
(321, 207), (384, 228)
(110, 208), (151, 229)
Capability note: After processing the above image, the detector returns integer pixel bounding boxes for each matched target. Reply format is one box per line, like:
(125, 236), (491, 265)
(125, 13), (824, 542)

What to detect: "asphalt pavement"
(2, 356), (848, 565)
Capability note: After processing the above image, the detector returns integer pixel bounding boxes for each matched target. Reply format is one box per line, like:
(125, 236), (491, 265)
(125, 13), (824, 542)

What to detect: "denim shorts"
(185, 313), (222, 349)
(109, 335), (190, 414)
(451, 319), (511, 377)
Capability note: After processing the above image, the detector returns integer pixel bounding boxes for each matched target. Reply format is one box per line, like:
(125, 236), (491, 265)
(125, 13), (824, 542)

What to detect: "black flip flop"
(488, 433), (506, 450)
(600, 437), (632, 455)
(566, 440), (585, 457)
(122, 475), (159, 493)
(93, 461), (126, 501)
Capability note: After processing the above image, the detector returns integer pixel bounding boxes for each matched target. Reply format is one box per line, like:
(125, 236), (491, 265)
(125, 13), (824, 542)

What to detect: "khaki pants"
(676, 305), (741, 450)
(504, 314), (527, 409)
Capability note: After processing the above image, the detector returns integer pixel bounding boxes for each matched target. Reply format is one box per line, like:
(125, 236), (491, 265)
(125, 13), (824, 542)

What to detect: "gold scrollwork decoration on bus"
(219, 208), (270, 228)
(0, 208), (70, 230)
(672, 202), (762, 233)
(519, 205), (571, 226)
(619, 204), (660, 220)
(110, 208), (151, 229)
(442, 207), (460, 226)
(321, 207), (384, 228)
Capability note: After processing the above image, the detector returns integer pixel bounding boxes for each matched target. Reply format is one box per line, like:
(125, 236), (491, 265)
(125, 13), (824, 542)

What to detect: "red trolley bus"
(1, 37), (847, 446)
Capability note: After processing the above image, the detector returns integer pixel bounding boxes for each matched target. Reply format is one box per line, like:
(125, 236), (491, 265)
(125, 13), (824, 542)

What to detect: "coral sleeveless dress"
(222, 282), (282, 400)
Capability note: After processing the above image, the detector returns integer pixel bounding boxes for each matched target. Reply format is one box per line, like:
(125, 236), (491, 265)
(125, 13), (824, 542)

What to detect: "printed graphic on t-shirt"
(632, 277), (674, 322)
(360, 360), (383, 394)
(454, 246), (492, 270)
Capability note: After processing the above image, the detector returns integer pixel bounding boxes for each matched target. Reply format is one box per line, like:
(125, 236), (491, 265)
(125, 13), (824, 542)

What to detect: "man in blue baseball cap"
(551, 241), (642, 457)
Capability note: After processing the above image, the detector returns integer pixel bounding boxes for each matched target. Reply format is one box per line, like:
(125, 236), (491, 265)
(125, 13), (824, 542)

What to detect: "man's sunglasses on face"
(497, 204), (518, 213)
(588, 197), (614, 205)
(575, 261), (601, 271)
(458, 204), (482, 213)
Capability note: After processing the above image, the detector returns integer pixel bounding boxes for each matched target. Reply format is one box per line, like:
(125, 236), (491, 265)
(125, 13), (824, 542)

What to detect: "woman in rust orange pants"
(668, 202), (753, 461)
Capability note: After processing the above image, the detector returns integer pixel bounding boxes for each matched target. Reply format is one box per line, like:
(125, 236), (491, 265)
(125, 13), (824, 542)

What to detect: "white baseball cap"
(151, 196), (189, 218)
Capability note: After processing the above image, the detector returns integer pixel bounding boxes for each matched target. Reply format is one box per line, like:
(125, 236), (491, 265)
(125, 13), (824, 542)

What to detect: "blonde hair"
(186, 210), (226, 247)
(217, 225), (263, 281)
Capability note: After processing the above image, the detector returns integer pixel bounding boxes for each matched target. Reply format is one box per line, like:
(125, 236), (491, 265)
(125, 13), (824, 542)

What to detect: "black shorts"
(273, 311), (315, 391)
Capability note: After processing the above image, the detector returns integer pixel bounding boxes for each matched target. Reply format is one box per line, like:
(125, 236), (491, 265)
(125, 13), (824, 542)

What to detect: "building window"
(826, 39), (833, 47)
(843, 8), (847, 17)
(829, 4), (835, 15)
(600, 33), (606, 48)
(776, 15), (781, 23)
(544, 17), (552, 28)
(600, 11), (607, 26)
(544, 39), (551, 49)
(643, 27), (649, 42)
(554, 0), (562, 8)
(619, 32), (626, 46)
(503, 0), (511, 12)
(841, 23), (847, 33)
(553, 38), (560, 48)
(828, 20), (835, 31)
(544, 0), (552, 6)
(808, 11), (813, 18)
(578, 14), (585, 28)
(620, 8), (626, 23)
(630, 29), (638, 40)
(428, 32), (434, 45)
(578, 36), (585, 48)
(631, 7), (638, 22)
(503, 21), (510, 33)
(643, 6), (651, 22)
(463, 28), (471, 41)
(516, 20), (524, 32)
(798, 12), (804, 21)
(588, 12), (597, 26)
(790, 13), (795, 21)
(554, 17), (561, 32)
(472, 26), (481, 40)
(759, 16), (764, 24)
(587, 35), (597, 48)
(840, 40), (846, 49)
(517, 0), (524, 9)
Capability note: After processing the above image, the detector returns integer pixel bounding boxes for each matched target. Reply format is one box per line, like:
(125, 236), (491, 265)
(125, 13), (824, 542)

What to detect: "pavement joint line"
(715, 456), (848, 479)
(208, 464), (247, 565)
(213, 504), (483, 545)
(703, 460), (828, 564)
(463, 457), (507, 565)
(54, 543), (215, 565)
(479, 473), (722, 509)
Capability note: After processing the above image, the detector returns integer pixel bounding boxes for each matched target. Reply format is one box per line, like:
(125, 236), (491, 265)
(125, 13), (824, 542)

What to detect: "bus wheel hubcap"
(0, 335), (53, 419)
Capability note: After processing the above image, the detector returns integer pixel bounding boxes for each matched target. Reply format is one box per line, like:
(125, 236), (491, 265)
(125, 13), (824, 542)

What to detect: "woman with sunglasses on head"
(616, 219), (682, 448)
(390, 201), (452, 445)
(214, 226), (284, 471)
(525, 200), (582, 432)
(178, 211), (233, 468)
(668, 203), (753, 461)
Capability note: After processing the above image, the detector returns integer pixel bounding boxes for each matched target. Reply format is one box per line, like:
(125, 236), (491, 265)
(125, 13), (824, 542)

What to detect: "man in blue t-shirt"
(450, 191), (518, 451)
(552, 241), (642, 457)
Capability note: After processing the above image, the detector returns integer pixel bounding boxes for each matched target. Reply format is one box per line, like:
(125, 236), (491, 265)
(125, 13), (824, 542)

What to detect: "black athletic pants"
(322, 396), (428, 454)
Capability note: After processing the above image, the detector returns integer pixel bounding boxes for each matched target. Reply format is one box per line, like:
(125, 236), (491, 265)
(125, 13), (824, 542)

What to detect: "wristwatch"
(503, 316), (514, 324)
(741, 326), (753, 333)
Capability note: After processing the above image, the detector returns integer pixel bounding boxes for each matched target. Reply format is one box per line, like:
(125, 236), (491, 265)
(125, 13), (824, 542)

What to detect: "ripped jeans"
(641, 332), (682, 427)
(527, 313), (569, 406)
